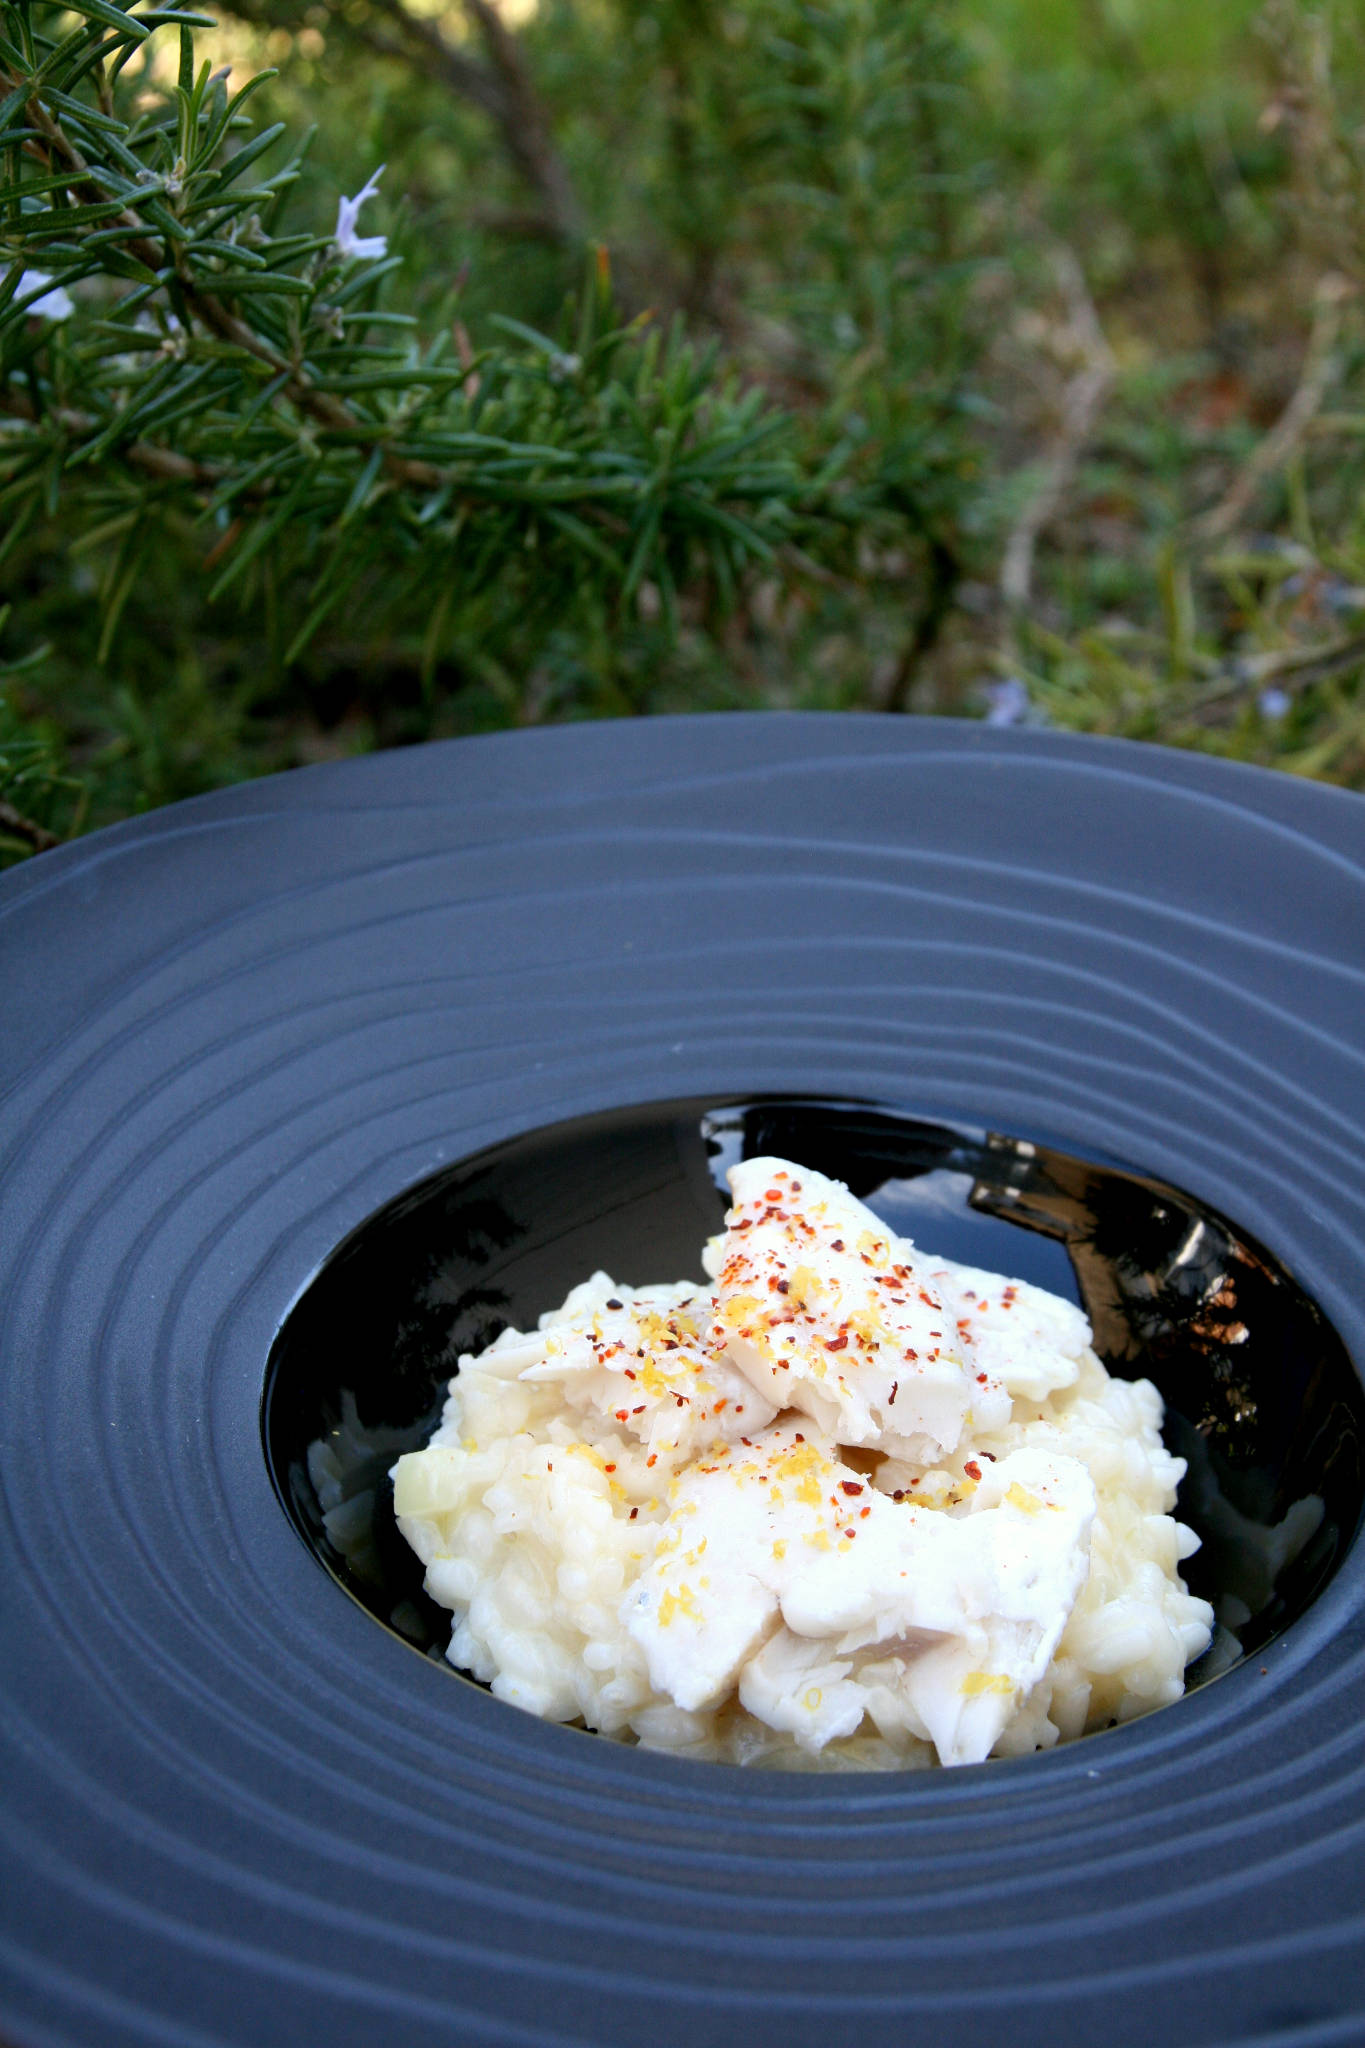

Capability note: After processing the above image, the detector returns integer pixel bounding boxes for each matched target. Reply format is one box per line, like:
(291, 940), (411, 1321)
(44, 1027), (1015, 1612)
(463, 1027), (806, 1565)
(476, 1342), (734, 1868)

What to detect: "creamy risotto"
(392, 1157), (1214, 1768)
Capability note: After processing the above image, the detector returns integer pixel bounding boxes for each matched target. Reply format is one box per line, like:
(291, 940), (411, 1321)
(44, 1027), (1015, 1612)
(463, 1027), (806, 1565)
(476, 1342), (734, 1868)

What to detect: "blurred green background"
(3, 0), (1364, 861)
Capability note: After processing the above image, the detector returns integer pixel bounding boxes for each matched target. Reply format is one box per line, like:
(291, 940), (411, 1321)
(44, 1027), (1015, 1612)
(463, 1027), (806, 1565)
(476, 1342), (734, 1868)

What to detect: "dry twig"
(999, 244), (1116, 615)
(1194, 274), (1352, 542)
(0, 798), (58, 851)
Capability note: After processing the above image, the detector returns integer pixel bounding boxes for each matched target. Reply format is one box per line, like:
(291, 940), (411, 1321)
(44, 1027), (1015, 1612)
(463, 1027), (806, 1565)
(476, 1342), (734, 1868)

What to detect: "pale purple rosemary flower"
(982, 676), (1031, 727)
(1259, 686), (1291, 722)
(333, 167), (388, 262)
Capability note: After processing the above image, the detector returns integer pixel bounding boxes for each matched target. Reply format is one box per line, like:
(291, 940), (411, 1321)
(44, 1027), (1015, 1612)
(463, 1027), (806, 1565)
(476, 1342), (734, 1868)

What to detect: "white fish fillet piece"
(708, 1157), (1011, 1461)
(624, 1421), (1096, 1765)
(515, 1275), (777, 1457)
(926, 1255), (1090, 1401)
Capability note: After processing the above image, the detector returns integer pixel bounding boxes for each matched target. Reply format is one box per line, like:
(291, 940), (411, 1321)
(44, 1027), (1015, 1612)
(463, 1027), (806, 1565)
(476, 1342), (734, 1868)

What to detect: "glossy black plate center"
(262, 1097), (1365, 1707)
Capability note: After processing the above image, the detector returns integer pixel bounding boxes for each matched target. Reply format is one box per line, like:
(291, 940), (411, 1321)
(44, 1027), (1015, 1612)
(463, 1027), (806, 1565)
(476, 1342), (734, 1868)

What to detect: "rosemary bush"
(0, 4), (868, 696)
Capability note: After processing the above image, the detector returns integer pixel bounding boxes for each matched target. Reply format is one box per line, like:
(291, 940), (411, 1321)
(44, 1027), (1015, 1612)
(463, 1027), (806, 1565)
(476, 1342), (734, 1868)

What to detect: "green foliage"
(0, 4), (829, 670)
(0, 607), (80, 853)
(739, 0), (984, 584)
(1, 0), (1364, 862)
(969, 0), (1365, 784)
(2, 0), (989, 858)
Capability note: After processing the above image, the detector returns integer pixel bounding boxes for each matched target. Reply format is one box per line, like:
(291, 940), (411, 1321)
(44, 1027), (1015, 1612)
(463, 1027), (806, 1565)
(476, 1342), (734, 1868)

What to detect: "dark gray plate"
(2, 713), (1364, 2048)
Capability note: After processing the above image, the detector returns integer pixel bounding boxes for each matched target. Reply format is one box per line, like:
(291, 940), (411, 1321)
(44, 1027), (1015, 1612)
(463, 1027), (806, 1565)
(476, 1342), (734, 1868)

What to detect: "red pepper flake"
(614, 1410), (629, 1422)
(831, 1238), (845, 1252)
(790, 1180), (802, 1191)
(764, 1187), (782, 1202)
(775, 1278), (790, 1295)
(647, 1454), (657, 1467)
(976, 1373), (988, 1384)
(825, 1333), (849, 1352)
(547, 1462), (553, 1471)
(892, 1489), (905, 1501)
(633, 1405), (647, 1415)
(605, 1463), (617, 1474)
(606, 1298), (623, 1310)
(840, 1480), (864, 1496)
(888, 1380), (899, 1406)
(963, 1460), (981, 1481)
(860, 1505), (871, 1519)
(624, 1369), (637, 1381)
(629, 1507), (639, 1520)
(794, 1433), (805, 1443)
(713, 1399), (728, 1414)
(740, 1436), (752, 1447)
(845, 1526), (857, 1539)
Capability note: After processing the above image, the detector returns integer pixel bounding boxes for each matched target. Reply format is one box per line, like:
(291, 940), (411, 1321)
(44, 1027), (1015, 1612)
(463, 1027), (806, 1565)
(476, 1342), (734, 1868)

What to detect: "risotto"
(392, 1156), (1214, 1768)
